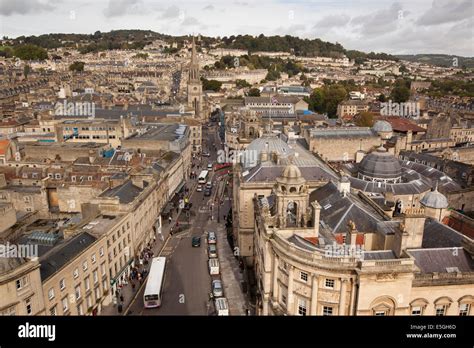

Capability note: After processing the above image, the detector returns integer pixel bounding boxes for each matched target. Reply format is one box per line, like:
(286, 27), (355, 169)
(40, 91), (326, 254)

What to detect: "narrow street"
(125, 118), (246, 315)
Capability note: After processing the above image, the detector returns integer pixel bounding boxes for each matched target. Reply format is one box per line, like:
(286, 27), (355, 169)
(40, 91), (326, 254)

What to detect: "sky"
(0, 0), (473, 56)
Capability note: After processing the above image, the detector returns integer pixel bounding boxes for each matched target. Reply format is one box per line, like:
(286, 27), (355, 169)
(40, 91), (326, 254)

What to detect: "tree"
(378, 93), (387, 102)
(23, 65), (31, 79)
(355, 111), (374, 127)
(390, 81), (410, 103)
(69, 61), (85, 72)
(247, 88), (261, 97)
(235, 79), (251, 89)
(324, 84), (348, 117)
(13, 44), (48, 60)
(306, 89), (325, 113)
(201, 78), (222, 92)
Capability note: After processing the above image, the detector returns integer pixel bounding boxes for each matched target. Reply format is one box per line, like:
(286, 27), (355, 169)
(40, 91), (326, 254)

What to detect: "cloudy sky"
(0, 0), (473, 56)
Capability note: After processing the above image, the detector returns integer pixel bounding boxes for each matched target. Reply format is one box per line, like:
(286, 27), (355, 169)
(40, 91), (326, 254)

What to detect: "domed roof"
(243, 134), (294, 168)
(420, 188), (448, 209)
(277, 164), (306, 185)
(358, 146), (402, 180)
(373, 120), (392, 132)
(282, 164), (302, 178)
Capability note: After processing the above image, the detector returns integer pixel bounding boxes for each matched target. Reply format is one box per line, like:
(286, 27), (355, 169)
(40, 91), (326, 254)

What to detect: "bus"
(198, 170), (209, 184)
(143, 257), (166, 308)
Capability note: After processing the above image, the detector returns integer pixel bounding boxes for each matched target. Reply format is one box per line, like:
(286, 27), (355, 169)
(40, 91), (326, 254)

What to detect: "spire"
(191, 35), (197, 64)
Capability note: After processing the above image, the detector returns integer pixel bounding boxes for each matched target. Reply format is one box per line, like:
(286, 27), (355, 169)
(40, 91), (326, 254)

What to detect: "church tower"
(187, 36), (203, 118)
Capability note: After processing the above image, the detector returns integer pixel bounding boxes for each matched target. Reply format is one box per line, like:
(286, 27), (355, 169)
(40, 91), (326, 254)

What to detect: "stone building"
(252, 164), (474, 316)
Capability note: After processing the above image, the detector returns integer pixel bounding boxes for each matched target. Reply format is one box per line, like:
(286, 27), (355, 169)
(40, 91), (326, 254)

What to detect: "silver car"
(212, 280), (223, 297)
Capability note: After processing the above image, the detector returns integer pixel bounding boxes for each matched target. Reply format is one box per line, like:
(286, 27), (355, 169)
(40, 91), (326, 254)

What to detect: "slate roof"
(100, 180), (146, 204)
(40, 232), (97, 281)
(309, 182), (385, 233)
(422, 219), (465, 248)
(408, 248), (474, 273)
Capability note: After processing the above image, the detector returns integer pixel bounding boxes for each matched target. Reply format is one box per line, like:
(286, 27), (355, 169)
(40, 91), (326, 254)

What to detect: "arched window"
(369, 296), (396, 316)
(409, 298), (429, 316)
(289, 187), (297, 193)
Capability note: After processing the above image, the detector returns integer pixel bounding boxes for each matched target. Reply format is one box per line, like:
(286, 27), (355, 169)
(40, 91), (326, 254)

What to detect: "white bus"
(143, 257), (166, 308)
(198, 170), (209, 184)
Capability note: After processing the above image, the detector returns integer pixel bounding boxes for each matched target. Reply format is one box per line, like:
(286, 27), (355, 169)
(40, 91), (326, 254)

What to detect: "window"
(48, 288), (55, 300)
(103, 280), (108, 292)
(99, 247), (104, 257)
(297, 299), (307, 316)
(93, 270), (98, 284)
(86, 295), (92, 309)
(411, 306), (422, 316)
(323, 306), (333, 316)
(1, 306), (16, 316)
(281, 294), (287, 305)
(16, 277), (28, 290)
(71, 176), (76, 182)
(101, 263), (106, 276)
(73, 268), (79, 279)
(459, 303), (470, 316)
(435, 305), (446, 316)
(374, 310), (387, 316)
(83, 261), (88, 271)
(84, 277), (90, 291)
(76, 304), (83, 315)
(50, 306), (57, 316)
(95, 287), (101, 300)
(62, 297), (69, 313)
(25, 298), (32, 315)
(325, 279), (335, 289)
(59, 279), (65, 291)
(91, 254), (96, 264)
(300, 271), (308, 282)
(75, 285), (81, 300)
(55, 173), (61, 179)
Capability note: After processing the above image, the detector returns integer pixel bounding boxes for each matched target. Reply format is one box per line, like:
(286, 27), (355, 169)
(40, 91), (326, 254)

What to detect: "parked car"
(196, 185), (203, 192)
(212, 280), (223, 297)
(214, 297), (229, 316)
(208, 258), (220, 275)
(207, 231), (217, 244)
(192, 236), (201, 247)
(206, 181), (212, 189)
(208, 244), (217, 258)
(204, 188), (212, 196)
(207, 163), (213, 170)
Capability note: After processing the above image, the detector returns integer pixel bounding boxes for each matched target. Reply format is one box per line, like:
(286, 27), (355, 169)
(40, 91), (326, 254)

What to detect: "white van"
(214, 297), (229, 316)
(208, 258), (220, 275)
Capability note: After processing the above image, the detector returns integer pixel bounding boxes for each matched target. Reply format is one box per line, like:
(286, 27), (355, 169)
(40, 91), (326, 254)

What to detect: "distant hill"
(395, 54), (474, 69)
(3, 30), (398, 62)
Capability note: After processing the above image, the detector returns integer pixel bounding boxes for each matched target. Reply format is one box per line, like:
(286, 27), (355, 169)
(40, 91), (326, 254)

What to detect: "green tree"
(69, 61), (85, 72)
(390, 82), (410, 103)
(235, 79), (251, 89)
(23, 65), (31, 79)
(325, 85), (348, 117)
(13, 44), (48, 60)
(247, 88), (261, 97)
(201, 78), (222, 92)
(306, 89), (325, 113)
(378, 93), (387, 102)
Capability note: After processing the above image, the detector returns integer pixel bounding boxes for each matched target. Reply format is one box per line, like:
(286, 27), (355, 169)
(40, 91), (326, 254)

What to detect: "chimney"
(393, 208), (426, 257)
(311, 201), (321, 237)
(346, 220), (357, 246)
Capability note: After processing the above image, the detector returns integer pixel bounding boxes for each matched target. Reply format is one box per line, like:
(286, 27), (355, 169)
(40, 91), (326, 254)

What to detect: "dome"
(358, 146), (402, 182)
(243, 134), (294, 168)
(373, 120), (393, 133)
(282, 164), (302, 179)
(420, 188), (448, 209)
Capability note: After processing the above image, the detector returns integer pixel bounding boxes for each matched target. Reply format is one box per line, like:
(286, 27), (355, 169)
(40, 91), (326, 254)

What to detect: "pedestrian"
(120, 294), (124, 302)
(131, 282), (136, 290)
(168, 216), (172, 224)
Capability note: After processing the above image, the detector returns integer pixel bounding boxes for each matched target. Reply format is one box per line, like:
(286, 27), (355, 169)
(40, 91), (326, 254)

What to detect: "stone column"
(310, 274), (319, 315)
(338, 278), (348, 315)
(272, 254), (279, 301)
(287, 266), (294, 315)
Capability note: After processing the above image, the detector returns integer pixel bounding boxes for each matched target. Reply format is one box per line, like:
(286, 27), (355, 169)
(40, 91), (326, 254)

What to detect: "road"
(127, 118), (228, 315)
